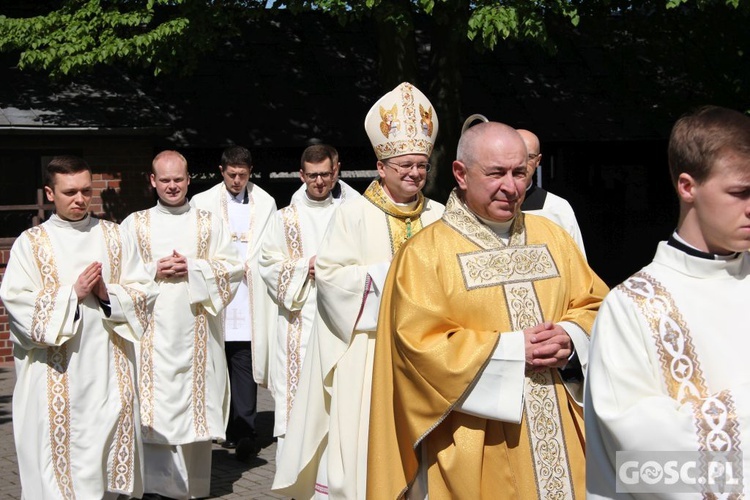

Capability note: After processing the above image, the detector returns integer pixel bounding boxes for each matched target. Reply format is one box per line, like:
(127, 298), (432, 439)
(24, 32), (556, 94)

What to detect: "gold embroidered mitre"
(364, 82), (439, 160)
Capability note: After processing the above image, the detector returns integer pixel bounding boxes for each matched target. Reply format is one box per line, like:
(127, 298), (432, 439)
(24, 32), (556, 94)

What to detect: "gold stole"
(442, 191), (576, 499)
(363, 180), (425, 253)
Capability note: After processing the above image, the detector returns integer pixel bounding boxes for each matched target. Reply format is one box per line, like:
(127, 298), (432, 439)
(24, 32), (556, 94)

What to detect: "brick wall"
(0, 244), (13, 363)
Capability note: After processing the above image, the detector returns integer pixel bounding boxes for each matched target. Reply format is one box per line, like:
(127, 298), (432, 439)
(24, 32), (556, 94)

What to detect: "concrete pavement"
(0, 362), (284, 499)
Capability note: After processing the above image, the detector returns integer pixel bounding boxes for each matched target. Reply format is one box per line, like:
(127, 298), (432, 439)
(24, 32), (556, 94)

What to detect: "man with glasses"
(259, 144), (340, 461)
(273, 82), (444, 499)
(190, 146), (278, 461)
(291, 144), (361, 205)
(519, 129), (586, 255)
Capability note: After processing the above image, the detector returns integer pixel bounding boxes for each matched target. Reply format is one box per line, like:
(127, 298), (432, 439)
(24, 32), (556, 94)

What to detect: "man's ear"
(677, 172), (698, 203)
(149, 173), (157, 189)
(44, 185), (54, 203)
(453, 160), (469, 189)
(376, 161), (387, 180)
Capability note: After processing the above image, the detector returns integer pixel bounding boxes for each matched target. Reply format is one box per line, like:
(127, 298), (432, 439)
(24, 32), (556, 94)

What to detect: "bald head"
(517, 129), (541, 187)
(453, 121), (528, 222)
(152, 150), (188, 176)
(457, 122), (526, 168)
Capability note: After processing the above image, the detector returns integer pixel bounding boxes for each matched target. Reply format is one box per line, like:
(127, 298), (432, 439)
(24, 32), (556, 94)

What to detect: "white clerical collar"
(476, 213), (514, 238)
(156, 199), (191, 215)
(49, 212), (92, 230)
(670, 232), (739, 261)
(388, 196), (418, 210)
(303, 191), (333, 208)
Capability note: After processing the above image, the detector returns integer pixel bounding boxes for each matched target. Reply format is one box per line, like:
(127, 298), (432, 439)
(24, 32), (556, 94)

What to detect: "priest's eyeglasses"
(384, 161), (432, 173)
(304, 171), (333, 181)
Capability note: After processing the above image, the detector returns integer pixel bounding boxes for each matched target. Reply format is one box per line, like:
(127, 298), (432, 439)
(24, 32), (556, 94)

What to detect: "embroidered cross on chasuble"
(442, 193), (578, 499)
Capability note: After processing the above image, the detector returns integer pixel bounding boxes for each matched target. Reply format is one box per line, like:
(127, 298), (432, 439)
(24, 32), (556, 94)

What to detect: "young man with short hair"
(259, 144), (340, 460)
(586, 106), (750, 498)
(122, 150), (244, 499)
(190, 145), (278, 461)
(1, 156), (158, 499)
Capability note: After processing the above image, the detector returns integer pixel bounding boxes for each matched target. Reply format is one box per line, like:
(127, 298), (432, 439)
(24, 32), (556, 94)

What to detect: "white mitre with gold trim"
(364, 82), (439, 160)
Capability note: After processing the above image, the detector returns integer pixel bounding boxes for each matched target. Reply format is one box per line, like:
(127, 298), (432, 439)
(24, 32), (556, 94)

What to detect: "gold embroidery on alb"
(278, 205), (303, 305)
(100, 220), (122, 283)
(101, 220), (136, 493)
(27, 226), (59, 344)
(26, 226), (76, 498)
(619, 272), (742, 486)
(133, 211), (156, 435)
(618, 273), (708, 403)
(192, 306), (210, 438)
(139, 317), (156, 433)
(209, 260), (232, 308)
(133, 210), (152, 263)
(279, 205), (305, 424)
(192, 210), (212, 438)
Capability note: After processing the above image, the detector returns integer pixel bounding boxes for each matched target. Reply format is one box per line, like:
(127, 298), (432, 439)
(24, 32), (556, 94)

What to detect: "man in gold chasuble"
(368, 122), (609, 499)
(272, 82), (444, 499)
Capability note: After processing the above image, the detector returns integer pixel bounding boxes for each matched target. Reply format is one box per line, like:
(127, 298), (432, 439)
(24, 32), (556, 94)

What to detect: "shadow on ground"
(210, 409), (275, 497)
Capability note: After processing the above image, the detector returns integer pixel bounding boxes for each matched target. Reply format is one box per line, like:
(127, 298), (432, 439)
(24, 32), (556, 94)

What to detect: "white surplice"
(524, 189), (586, 256)
(273, 182), (444, 500)
(259, 192), (337, 444)
(191, 182), (278, 384)
(586, 241), (750, 498)
(0, 214), (158, 499)
(120, 201), (243, 498)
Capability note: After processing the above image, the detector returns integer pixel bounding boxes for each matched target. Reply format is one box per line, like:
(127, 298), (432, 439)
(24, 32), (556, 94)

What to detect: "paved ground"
(0, 362), (283, 499)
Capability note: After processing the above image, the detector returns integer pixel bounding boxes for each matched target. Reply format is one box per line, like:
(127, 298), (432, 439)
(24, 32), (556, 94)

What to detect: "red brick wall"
(0, 244), (13, 363)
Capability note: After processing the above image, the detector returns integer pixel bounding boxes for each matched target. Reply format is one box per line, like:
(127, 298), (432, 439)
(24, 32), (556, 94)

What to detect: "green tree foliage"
(0, 0), (265, 76)
(0, 0), (584, 78)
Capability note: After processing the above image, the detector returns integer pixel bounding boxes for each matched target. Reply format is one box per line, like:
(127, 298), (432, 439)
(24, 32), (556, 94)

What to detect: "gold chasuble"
(363, 179), (425, 250)
(368, 190), (608, 499)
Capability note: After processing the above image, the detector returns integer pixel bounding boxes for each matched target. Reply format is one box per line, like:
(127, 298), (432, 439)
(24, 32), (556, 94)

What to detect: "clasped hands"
(73, 261), (109, 303)
(156, 250), (188, 280)
(524, 321), (573, 371)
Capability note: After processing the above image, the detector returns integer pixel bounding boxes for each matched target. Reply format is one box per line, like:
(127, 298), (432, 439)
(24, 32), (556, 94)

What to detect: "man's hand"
(74, 262), (103, 301)
(524, 321), (573, 370)
(92, 275), (109, 302)
(156, 250), (189, 279)
(308, 255), (317, 280)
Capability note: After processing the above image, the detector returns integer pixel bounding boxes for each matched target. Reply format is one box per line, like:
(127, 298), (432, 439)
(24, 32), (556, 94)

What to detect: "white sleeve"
(354, 260), (391, 331)
(456, 331), (526, 423)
